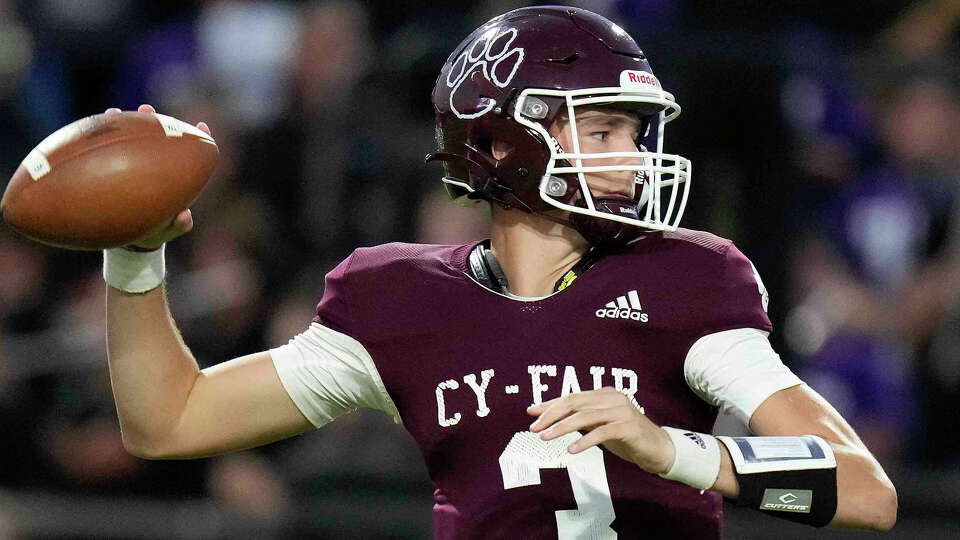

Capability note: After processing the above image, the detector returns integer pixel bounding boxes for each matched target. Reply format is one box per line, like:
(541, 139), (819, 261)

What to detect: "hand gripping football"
(1, 111), (218, 249)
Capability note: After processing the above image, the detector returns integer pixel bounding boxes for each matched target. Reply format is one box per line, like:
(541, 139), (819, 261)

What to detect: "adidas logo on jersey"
(596, 290), (649, 322)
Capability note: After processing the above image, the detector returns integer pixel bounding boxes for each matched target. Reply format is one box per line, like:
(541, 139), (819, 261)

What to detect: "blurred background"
(0, 0), (958, 538)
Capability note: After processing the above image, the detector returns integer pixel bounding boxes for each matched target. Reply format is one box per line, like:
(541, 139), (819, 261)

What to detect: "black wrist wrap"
(734, 466), (838, 527)
(719, 435), (838, 528)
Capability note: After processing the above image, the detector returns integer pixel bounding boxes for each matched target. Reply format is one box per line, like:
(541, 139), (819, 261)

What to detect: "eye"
(590, 131), (608, 142)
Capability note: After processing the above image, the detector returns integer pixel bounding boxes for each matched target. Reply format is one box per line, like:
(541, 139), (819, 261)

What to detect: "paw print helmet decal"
(445, 26), (525, 119)
(427, 6), (692, 246)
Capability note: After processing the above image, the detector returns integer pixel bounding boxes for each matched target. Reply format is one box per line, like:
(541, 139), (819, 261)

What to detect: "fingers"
(526, 394), (564, 415)
(127, 209), (194, 250)
(105, 104), (156, 114)
(525, 389), (663, 465)
(173, 209), (194, 234)
(527, 397), (560, 418)
(103, 105), (212, 136)
(528, 387), (626, 432)
(568, 423), (622, 454)
(528, 399), (576, 432)
(536, 408), (620, 441)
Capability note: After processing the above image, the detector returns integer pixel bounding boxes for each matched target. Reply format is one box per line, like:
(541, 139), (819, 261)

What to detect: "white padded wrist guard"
(659, 427), (722, 491)
(103, 245), (166, 293)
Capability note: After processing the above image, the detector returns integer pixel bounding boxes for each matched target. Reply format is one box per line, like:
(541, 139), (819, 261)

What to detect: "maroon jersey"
(313, 229), (771, 539)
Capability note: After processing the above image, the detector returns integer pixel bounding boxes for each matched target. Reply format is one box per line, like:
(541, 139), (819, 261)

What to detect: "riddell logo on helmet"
(620, 70), (660, 89)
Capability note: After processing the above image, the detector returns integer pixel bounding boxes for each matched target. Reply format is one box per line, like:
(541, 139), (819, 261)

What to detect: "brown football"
(1, 111), (218, 249)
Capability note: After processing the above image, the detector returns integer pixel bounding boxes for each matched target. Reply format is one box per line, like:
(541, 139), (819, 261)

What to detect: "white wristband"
(659, 427), (722, 491)
(103, 245), (166, 293)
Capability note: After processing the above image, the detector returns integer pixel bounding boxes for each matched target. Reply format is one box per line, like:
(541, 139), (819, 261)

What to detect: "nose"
(598, 148), (643, 199)
(582, 133), (644, 199)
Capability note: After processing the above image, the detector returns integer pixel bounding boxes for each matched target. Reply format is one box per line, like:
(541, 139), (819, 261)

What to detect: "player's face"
(550, 108), (644, 200)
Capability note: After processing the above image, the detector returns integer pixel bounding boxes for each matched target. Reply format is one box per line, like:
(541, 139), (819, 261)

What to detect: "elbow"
(872, 483), (898, 531)
(121, 436), (159, 459)
(846, 478), (897, 531)
(120, 430), (174, 460)
(833, 472), (898, 531)
(121, 428), (204, 460)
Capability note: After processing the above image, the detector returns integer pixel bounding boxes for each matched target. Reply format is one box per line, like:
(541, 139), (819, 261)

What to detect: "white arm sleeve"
(269, 322), (402, 428)
(684, 328), (803, 426)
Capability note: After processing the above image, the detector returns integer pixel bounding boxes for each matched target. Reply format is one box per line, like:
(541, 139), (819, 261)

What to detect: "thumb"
(128, 209), (194, 251)
(172, 209), (194, 234)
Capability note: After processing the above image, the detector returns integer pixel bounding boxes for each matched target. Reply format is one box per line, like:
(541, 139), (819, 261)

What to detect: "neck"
(489, 206), (588, 297)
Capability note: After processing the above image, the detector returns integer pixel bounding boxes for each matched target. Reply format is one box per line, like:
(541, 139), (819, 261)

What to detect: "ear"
(491, 140), (513, 160)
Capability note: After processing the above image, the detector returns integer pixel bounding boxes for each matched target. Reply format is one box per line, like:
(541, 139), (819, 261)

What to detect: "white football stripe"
(628, 290), (642, 310)
(22, 148), (51, 180)
(616, 296), (629, 309)
(153, 113), (216, 143)
(605, 301), (617, 308)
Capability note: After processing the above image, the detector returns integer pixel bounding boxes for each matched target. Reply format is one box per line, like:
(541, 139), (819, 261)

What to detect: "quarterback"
(102, 6), (896, 538)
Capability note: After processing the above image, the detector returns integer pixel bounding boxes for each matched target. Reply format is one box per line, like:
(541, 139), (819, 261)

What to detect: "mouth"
(593, 194), (636, 205)
(590, 181), (636, 201)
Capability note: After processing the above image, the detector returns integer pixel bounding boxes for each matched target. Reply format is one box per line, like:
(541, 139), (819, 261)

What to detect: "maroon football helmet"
(427, 6), (691, 247)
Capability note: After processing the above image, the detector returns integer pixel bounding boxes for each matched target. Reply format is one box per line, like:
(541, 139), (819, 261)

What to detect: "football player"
(102, 6), (896, 538)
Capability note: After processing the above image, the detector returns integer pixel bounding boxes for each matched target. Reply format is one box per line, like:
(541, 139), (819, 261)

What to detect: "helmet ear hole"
(491, 139), (513, 160)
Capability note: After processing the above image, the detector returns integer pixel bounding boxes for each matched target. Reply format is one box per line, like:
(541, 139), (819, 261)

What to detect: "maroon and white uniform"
(270, 229), (801, 539)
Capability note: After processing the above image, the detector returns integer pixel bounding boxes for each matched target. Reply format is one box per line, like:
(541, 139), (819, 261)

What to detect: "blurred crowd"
(0, 0), (958, 538)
